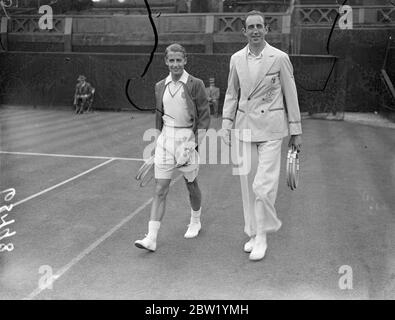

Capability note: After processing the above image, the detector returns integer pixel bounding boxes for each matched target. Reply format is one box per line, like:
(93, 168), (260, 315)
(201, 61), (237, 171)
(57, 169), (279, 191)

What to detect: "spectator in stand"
(205, 77), (220, 117)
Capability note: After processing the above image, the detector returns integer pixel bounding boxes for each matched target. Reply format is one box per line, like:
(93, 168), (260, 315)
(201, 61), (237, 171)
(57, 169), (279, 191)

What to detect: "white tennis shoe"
(184, 221), (201, 238)
(134, 235), (156, 252)
(249, 234), (267, 261)
(244, 237), (255, 253)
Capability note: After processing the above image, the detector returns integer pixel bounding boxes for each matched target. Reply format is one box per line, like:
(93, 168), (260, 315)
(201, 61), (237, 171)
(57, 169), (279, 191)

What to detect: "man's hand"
(219, 128), (231, 146)
(175, 141), (197, 167)
(289, 135), (302, 153)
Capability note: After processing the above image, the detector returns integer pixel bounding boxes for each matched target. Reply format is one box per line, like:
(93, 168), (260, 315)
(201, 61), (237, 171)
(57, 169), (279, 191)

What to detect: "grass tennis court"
(0, 105), (394, 300)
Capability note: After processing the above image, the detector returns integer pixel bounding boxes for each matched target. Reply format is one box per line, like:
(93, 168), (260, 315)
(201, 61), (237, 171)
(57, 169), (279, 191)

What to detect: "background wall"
(1, 3), (393, 113)
(0, 52), (340, 114)
(296, 28), (394, 112)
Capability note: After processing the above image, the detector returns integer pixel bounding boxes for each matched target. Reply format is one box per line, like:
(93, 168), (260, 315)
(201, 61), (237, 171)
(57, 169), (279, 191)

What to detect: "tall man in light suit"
(221, 11), (302, 261)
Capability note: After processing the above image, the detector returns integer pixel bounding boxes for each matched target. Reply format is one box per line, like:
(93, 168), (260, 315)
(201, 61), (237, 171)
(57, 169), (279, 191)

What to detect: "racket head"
(286, 149), (292, 189)
(139, 169), (154, 187)
(292, 152), (300, 190)
(136, 155), (155, 187)
(287, 148), (300, 190)
(287, 149), (300, 190)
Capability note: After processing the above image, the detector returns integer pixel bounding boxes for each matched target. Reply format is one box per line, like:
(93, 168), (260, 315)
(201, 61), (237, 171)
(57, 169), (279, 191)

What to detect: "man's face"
(165, 51), (187, 78)
(243, 15), (267, 46)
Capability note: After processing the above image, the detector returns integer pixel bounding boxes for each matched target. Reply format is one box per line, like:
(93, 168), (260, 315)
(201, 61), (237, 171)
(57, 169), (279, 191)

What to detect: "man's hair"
(242, 10), (266, 28)
(165, 43), (187, 58)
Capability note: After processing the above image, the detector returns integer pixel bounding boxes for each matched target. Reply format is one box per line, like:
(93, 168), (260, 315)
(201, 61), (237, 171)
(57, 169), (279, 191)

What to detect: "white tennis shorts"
(154, 126), (199, 182)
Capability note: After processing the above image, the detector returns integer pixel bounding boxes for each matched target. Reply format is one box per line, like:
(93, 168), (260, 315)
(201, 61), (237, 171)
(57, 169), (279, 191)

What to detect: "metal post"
(0, 17), (8, 51)
(205, 15), (214, 53)
(64, 17), (72, 52)
(218, 0), (223, 13)
(186, 0), (192, 13)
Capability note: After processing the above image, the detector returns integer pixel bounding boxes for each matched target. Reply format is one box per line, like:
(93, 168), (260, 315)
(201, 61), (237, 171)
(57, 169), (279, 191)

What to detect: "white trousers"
(234, 139), (283, 237)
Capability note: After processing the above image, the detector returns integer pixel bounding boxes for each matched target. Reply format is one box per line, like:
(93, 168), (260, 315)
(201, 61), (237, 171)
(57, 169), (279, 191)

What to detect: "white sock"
(190, 208), (201, 224)
(147, 221), (160, 240)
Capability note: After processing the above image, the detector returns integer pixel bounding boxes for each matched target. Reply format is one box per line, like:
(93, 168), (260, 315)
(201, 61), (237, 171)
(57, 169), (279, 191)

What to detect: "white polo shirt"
(162, 70), (193, 128)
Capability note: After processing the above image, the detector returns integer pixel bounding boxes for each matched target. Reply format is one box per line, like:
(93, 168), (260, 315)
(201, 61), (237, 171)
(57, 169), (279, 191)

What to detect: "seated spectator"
(205, 77), (220, 117)
(73, 75), (95, 114)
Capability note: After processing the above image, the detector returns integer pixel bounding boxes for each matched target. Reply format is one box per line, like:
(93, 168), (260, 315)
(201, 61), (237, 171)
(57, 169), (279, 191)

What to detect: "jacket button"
(247, 97), (251, 101)
(261, 110), (265, 113)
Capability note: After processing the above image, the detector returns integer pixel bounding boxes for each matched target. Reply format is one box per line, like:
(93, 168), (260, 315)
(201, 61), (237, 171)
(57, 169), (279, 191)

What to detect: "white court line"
(13, 159), (115, 208)
(0, 151), (143, 162)
(24, 175), (183, 300)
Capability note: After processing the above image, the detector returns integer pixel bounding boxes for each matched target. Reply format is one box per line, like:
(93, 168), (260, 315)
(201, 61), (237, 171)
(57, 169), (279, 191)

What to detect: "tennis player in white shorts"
(135, 43), (210, 252)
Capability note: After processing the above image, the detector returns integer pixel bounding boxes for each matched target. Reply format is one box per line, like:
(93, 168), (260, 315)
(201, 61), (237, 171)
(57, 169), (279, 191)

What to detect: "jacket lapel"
(185, 75), (193, 99)
(236, 45), (253, 96)
(248, 43), (276, 98)
(157, 80), (166, 112)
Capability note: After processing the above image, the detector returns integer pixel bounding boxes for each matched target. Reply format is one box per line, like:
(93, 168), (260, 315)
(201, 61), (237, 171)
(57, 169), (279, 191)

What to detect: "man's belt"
(135, 155), (155, 187)
(286, 148), (300, 191)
